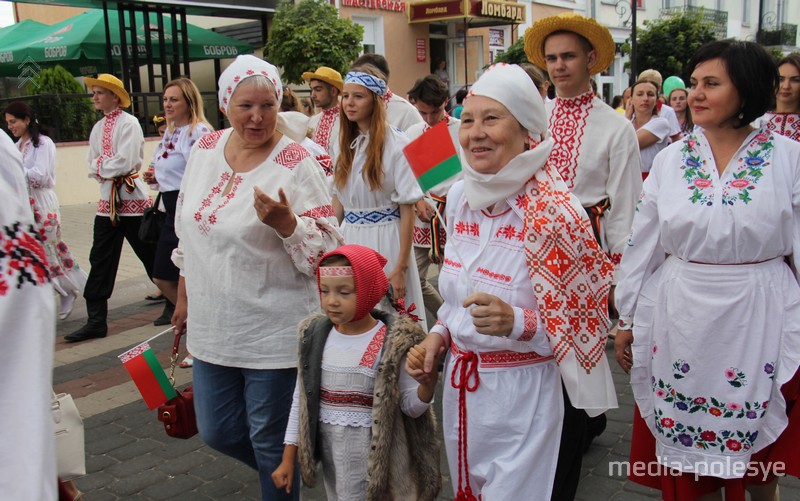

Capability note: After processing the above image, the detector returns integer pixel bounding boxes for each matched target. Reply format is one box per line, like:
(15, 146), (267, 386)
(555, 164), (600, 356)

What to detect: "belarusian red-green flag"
(403, 121), (461, 192)
(118, 342), (176, 410)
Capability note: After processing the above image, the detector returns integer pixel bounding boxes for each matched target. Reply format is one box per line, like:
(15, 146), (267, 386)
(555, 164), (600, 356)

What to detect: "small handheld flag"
(118, 341), (176, 410)
(403, 121), (461, 193)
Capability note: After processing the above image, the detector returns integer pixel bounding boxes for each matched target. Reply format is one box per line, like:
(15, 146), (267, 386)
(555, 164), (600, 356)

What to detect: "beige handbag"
(52, 391), (86, 480)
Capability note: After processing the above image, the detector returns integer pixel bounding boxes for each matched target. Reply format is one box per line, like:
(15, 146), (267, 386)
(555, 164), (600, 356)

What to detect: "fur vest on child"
(295, 309), (442, 500)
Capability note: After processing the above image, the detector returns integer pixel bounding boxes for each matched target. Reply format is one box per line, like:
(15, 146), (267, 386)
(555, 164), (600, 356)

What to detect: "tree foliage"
(23, 65), (96, 142)
(265, 0), (364, 84)
(493, 37), (527, 65)
(631, 10), (717, 81)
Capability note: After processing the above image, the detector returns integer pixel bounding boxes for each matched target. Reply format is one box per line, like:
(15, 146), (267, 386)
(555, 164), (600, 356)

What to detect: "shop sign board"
(408, 0), (467, 23)
(341, 0), (407, 12)
(469, 0), (525, 23)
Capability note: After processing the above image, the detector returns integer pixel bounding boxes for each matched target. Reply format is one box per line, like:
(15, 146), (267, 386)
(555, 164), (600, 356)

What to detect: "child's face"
(319, 274), (358, 325)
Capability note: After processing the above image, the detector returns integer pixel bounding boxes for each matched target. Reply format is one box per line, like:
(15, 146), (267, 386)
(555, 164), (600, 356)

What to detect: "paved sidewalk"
(55, 203), (800, 500)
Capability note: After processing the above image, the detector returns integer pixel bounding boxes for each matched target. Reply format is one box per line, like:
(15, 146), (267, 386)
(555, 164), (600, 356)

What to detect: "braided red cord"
(451, 350), (479, 501)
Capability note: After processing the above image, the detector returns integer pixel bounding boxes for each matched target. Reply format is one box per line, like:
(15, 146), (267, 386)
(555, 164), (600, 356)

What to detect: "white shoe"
(58, 291), (77, 320)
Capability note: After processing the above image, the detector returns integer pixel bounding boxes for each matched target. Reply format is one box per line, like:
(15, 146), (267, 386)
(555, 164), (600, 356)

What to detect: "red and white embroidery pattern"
(476, 267), (512, 283)
(0, 221), (50, 295)
(300, 205), (336, 219)
(313, 108), (339, 151)
(413, 226), (432, 246)
(454, 221), (480, 237)
(96, 198), (152, 216)
(524, 166), (613, 373)
(197, 130), (225, 150)
(443, 257), (462, 269)
(95, 109), (123, 177)
(382, 88), (394, 107)
(548, 93), (594, 189)
(761, 112), (800, 142)
(494, 224), (525, 241)
(519, 308), (538, 342)
(274, 142), (310, 171)
(194, 171), (243, 235)
(359, 325), (387, 368)
(316, 154), (334, 177)
(450, 341), (552, 368)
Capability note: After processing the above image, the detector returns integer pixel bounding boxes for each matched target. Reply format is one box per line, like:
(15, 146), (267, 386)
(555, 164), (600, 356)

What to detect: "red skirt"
(628, 369), (800, 501)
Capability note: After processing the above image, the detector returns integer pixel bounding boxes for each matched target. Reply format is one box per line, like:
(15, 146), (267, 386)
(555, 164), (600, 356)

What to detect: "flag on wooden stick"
(403, 121), (461, 192)
(118, 342), (176, 409)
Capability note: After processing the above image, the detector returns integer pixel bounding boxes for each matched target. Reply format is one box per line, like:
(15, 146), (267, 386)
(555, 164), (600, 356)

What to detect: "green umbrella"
(0, 10), (253, 76)
(0, 20), (51, 77)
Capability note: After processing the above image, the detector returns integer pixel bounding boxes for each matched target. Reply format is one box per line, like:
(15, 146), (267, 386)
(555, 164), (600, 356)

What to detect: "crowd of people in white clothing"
(3, 11), (800, 501)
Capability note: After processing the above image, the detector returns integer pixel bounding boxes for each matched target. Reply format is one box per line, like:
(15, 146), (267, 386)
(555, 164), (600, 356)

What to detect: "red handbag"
(157, 331), (198, 439)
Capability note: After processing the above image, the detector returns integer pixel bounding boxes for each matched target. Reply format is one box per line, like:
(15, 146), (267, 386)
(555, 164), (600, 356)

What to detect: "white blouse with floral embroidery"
(615, 127), (800, 477)
(173, 129), (343, 369)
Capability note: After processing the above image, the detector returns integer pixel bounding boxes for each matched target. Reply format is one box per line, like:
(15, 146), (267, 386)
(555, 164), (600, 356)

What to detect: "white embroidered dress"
(546, 91), (642, 270)
(18, 135), (87, 297)
(174, 129), (343, 369)
(283, 321), (427, 500)
(0, 133), (56, 500)
(430, 181), (563, 499)
(87, 109), (151, 217)
(615, 128), (800, 477)
(333, 127), (427, 326)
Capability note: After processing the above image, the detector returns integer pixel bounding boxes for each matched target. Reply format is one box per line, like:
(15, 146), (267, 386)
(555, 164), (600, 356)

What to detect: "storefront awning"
(407, 0), (525, 27)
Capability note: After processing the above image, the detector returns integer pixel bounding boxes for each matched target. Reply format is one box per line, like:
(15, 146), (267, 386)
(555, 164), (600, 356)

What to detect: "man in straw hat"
(525, 13), (642, 500)
(65, 74), (156, 343)
(303, 66), (344, 156)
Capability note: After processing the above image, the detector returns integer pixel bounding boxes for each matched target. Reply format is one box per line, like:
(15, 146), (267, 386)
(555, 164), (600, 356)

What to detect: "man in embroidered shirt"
(65, 74), (156, 343)
(405, 75), (461, 319)
(353, 53), (424, 132)
(303, 66), (344, 157)
(525, 14), (641, 500)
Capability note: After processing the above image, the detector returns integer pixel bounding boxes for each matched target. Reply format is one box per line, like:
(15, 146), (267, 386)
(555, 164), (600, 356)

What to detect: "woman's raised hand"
(254, 186), (297, 238)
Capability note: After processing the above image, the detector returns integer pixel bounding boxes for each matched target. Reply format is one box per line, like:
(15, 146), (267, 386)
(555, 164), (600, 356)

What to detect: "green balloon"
(663, 76), (686, 98)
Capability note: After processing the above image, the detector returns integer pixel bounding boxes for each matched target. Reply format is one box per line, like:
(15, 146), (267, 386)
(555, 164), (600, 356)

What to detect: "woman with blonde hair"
(626, 79), (671, 180)
(333, 64), (426, 326)
(142, 77), (213, 327)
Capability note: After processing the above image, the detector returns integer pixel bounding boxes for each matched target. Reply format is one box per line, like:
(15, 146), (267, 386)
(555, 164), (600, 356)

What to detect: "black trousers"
(550, 384), (587, 501)
(83, 215), (156, 303)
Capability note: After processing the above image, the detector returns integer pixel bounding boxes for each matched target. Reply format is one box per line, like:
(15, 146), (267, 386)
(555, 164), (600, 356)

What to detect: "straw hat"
(84, 74), (131, 108)
(524, 14), (615, 76)
(302, 66), (344, 92)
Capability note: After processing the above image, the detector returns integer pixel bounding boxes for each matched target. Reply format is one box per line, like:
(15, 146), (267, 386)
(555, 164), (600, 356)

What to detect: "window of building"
(352, 16), (384, 55)
(742, 0), (751, 26)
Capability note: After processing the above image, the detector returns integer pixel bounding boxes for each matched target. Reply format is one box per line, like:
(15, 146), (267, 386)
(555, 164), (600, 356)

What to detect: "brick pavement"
(55, 203), (800, 500)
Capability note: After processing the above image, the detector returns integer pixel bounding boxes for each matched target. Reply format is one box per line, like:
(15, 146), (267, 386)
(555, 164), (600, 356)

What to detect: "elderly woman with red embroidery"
(171, 55), (342, 500)
(406, 63), (617, 499)
(615, 40), (800, 500)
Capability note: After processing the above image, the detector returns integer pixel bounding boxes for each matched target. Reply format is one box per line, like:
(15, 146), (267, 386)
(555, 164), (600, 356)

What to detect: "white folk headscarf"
(218, 55), (283, 114)
(461, 63), (555, 210)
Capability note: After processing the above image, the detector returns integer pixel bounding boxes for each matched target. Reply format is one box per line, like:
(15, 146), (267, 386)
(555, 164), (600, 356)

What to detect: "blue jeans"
(192, 358), (299, 500)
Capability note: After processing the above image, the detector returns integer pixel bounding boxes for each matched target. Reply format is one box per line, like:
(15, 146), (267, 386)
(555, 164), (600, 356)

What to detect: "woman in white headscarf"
(406, 63), (617, 499)
(171, 55), (343, 500)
